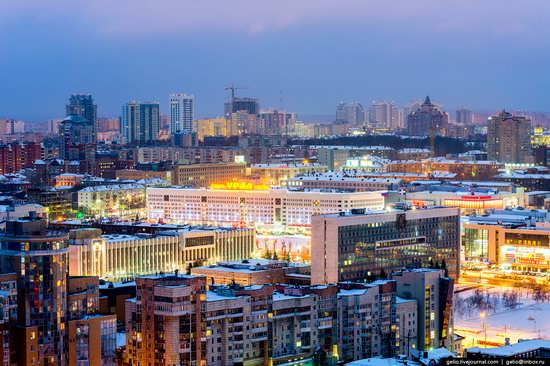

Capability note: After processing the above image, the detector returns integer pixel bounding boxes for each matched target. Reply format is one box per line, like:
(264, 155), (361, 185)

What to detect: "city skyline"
(1, 0), (550, 121)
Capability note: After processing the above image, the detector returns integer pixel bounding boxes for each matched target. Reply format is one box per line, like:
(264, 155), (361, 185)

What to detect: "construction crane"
(225, 84), (252, 100)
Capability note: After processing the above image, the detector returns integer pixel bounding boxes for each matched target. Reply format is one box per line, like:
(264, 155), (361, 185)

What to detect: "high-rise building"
(66, 94), (97, 139)
(125, 274), (207, 365)
(310, 206), (461, 285)
(369, 101), (400, 129)
(59, 115), (96, 175)
(336, 102), (365, 126)
(393, 269), (455, 351)
(258, 110), (297, 136)
(169, 93), (194, 134)
(224, 97), (260, 119)
(455, 108), (473, 124)
(121, 101), (160, 144)
(0, 215), (70, 365)
(406, 96), (449, 136)
(487, 110), (533, 163)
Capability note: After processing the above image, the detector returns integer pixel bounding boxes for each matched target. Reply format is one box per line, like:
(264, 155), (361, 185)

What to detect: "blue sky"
(0, 0), (549, 121)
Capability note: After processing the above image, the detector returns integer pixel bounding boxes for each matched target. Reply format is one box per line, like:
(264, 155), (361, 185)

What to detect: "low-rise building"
(76, 183), (145, 218)
(172, 162), (247, 187)
(69, 226), (256, 281)
(250, 163), (328, 186)
(466, 339), (550, 359)
(192, 259), (309, 286)
(288, 173), (403, 192)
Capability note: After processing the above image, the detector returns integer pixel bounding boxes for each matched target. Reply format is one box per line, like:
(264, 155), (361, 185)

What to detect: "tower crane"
(225, 84), (252, 100)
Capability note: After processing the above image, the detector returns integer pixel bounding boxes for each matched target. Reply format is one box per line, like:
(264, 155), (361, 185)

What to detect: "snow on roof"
(347, 357), (415, 366)
(467, 339), (550, 357)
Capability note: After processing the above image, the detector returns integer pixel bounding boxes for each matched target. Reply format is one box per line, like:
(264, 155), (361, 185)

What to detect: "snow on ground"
(454, 286), (550, 348)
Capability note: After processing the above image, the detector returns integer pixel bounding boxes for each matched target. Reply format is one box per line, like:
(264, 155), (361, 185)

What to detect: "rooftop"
(467, 339), (550, 357)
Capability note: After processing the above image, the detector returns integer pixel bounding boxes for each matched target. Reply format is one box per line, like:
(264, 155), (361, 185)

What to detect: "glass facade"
(337, 216), (459, 282)
(0, 221), (69, 366)
(462, 228), (489, 261)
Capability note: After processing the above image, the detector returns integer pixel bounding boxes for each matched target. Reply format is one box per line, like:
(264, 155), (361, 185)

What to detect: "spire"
(424, 95), (432, 105)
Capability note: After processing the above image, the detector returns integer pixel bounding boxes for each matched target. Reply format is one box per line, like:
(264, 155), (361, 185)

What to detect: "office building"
(172, 162), (247, 187)
(68, 226), (256, 281)
(169, 93), (194, 134)
(311, 206), (461, 284)
(406, 96), (449, 137)
(393, 269), (454, 351)
(125, 274), (207, 366)
(0, 216), (70, 365)
(487, 111), (533, 163)
(336, 102), (365, 126)
(147, 186), (389, 235)
(224, 97), (259, 119)
(66, 94), (97, 138)
(121, 101), (160, 144)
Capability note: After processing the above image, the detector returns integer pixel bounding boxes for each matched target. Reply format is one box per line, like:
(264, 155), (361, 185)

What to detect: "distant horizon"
(9, 106), (550, 124)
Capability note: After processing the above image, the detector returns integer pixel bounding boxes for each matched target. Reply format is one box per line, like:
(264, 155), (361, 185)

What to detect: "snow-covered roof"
(467, 339), (550, 357)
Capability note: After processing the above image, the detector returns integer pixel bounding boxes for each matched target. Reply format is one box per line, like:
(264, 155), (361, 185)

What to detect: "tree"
(263, 249), (272, 260)
(380, 268), (387, 279)
(429, 258), (434, 269)
(272, 250), (279, 260)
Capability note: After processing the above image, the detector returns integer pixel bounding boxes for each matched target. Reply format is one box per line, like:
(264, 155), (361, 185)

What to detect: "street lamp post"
(480, 312), (487, 348)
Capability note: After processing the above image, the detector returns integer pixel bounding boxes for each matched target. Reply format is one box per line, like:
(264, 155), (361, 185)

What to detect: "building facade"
(406, 96), (449, 137)
(487, 111), (533, 163)
(169, 93), (194, 134)
(172, 162), (247, 187)
(311, 206), (461, 284)
(393, 269), (454, 352)
(147, 187), (389, 235)
(121, 101), (160, 144)
(69, 226), (256, 281)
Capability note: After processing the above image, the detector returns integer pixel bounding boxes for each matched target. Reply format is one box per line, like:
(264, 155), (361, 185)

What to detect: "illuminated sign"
(210, 181), (269, 191)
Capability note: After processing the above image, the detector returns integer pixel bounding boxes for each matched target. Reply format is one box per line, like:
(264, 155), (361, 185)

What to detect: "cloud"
(0, 0), (549, 42)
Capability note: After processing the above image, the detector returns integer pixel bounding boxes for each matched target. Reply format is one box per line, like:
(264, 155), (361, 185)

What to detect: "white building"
(68, 226), (255, 281)
(288, 173), (403, 192)
(147, 186), (389, 235)
(77, 183), (146, 217)
(169, 93), (194, 134)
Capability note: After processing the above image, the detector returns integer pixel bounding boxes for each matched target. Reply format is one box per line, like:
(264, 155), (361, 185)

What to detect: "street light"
(480, 312), (487, 348)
